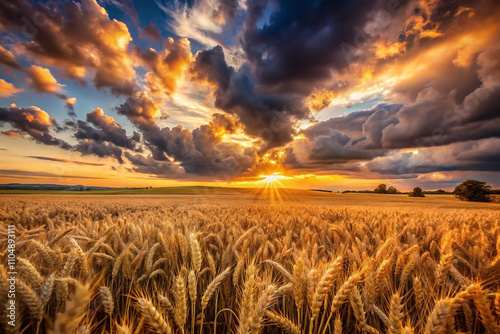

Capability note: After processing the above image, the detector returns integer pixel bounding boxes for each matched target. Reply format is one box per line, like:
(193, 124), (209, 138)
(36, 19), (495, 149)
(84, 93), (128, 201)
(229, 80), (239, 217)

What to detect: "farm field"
(0, 192), (499, 334)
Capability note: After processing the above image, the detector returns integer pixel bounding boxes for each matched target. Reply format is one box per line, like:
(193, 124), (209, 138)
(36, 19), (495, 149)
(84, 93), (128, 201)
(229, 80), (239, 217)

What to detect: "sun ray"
(258, 173), (285, 202)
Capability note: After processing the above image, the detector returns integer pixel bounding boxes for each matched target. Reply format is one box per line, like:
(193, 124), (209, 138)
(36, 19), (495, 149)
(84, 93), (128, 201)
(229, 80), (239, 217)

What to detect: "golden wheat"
(0, 194), (499, 333)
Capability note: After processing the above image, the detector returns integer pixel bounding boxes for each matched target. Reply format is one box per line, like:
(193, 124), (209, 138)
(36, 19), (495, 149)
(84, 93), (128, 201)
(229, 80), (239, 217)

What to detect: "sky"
(0, 0), (499, 191)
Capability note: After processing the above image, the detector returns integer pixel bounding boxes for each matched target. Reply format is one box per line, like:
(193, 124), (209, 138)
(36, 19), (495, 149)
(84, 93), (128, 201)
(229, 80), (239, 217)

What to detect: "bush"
(387, 186), (399, 194)
(374, 184), (387, 193)
(453, 180), (492, 202)
(374, 184), (399, 194)
(409, 187), (425, 197)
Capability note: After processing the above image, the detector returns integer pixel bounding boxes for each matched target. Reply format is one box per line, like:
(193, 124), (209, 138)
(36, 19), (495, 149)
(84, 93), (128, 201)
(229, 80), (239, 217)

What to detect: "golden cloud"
(0, 79), (23, 97)
(26, 65), (61, 94)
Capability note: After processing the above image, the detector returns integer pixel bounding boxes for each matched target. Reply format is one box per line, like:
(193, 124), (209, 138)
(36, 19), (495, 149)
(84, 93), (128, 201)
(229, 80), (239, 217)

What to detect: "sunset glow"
(260, 173), (285, 186)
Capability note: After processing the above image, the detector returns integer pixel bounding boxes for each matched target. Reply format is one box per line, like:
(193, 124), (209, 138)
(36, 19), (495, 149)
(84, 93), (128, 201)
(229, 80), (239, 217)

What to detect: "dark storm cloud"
(72, 108), (141, 163)
(75, 140), (124, 163)
(366, 138), (500, 175)
(302, 105), (401, 140)
(84, 108), (139, 149)
(191, 46), (307, 149)
(0, 105), (71, 149)
(125, 152), (186, 178)
(381, 84), (500, 149)
(299, 104), (400, 161)
(305, 131), (387, 163)
(241, 0), (381, 93)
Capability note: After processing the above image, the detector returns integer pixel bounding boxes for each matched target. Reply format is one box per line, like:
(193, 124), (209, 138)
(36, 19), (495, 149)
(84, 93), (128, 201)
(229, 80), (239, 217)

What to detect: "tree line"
(369, 180), (496, 202)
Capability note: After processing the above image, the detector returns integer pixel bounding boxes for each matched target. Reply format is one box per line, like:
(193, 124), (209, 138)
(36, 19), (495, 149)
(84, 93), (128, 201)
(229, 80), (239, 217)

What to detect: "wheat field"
(0, 193), (499, 334)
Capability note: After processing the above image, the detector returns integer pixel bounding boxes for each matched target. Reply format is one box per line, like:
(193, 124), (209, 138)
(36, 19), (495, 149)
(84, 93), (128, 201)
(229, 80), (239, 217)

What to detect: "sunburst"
(258, 173), (285, 202)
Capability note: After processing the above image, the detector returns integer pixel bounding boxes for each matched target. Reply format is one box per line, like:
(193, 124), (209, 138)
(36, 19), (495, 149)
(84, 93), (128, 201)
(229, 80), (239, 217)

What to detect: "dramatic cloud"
(0, 104), (70, 149)
(117, 90), (162, 130)
(366, 138), (500, 176)
(117, 92), (258, 178)
(75, 140), (124, 163)
(191, 46), (307, 149)
(0, 0), (136, 94)
(0, 79), (23, 97)
(153, 124), (258, 176)
(125, 152), (186, 178)
(84, 108), (139, 150)
(135, 37), (192, 97)
(241, 0), (377, 92)
(73, 108), (141, 163)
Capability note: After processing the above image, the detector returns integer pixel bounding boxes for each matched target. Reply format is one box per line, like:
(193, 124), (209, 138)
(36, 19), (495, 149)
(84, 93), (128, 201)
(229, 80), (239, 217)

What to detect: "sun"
(257, 172), (286, 202)
(260, 172), (285, 185)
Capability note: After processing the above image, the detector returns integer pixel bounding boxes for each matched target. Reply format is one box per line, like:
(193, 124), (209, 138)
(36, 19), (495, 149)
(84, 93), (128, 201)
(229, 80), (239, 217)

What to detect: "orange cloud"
(26, 65), (61, 93)
(65, 97), (76, 106)
(138, 37), (193, 98)
(0, 79), (23, 97)
(1, 130), (21, 138)
(305, 90), (336, 112)
(88, 108), (119, 127)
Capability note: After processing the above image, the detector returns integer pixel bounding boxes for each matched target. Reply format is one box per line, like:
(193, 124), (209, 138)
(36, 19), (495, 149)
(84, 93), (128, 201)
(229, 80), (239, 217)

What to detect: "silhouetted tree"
(409, 187), (425, 197)
(387, 186), (399, 194)
(453, 180), (491, 202)
(374, 184), (387, 193)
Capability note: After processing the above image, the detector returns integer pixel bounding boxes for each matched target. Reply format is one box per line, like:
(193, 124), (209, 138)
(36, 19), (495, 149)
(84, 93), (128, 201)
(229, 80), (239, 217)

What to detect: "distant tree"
(409, 187), (425, 197)
(374, 184), (387, 193)
(387, 186), (399, 194)
(453, 180), (492, 202)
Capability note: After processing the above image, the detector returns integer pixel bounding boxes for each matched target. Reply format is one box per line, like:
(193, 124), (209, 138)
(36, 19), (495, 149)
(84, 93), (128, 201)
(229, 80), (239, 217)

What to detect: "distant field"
(1, 188), (499, 210)
(0, 186), (244, 195)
